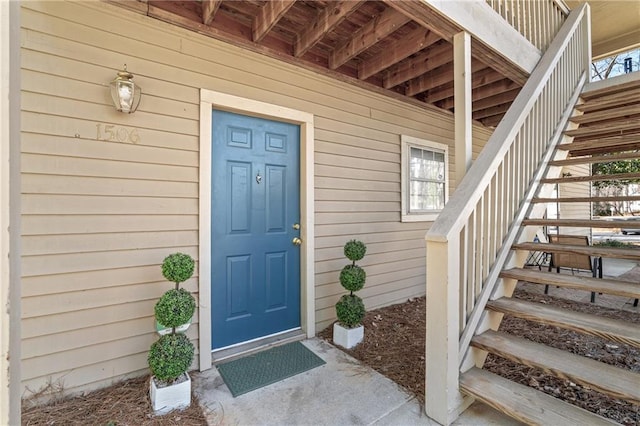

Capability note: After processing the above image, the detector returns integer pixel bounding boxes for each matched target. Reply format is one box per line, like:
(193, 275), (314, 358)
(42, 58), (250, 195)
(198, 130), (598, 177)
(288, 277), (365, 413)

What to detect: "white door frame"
(198, 89), (315, 370)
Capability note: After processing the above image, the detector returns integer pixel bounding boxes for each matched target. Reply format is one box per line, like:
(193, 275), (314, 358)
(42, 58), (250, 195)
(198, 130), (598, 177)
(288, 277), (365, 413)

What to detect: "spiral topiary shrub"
(148, 333), (194, 383)
(155, 288), (196, 329)
(335, 240), (367, 329)
(335, 294), (366, 328)
(162, 252), (195, 289)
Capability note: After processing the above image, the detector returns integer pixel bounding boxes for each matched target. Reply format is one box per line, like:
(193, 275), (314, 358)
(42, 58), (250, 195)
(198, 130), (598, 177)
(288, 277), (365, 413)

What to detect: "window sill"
(401, 212), (440, 222)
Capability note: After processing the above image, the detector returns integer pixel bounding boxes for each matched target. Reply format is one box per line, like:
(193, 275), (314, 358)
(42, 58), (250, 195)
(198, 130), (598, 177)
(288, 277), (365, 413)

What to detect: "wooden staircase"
(459, 76), (640, 425)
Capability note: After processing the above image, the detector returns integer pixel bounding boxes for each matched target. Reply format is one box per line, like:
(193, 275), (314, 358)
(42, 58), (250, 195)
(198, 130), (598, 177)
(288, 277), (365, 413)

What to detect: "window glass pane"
(405, 140), (447, 216)
(410, 148), (425, 179)
(409, 181), (445, 211)
(410, 147), (445, 182)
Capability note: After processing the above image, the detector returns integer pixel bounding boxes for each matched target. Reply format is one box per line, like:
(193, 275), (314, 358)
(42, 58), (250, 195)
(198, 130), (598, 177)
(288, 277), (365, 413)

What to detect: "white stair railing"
(424, 4), (591, 425)
(486, 0), (570, 51)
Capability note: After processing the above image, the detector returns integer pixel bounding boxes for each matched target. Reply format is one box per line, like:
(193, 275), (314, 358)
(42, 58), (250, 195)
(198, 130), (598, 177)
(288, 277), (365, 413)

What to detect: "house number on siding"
(96, 123), (141, 144)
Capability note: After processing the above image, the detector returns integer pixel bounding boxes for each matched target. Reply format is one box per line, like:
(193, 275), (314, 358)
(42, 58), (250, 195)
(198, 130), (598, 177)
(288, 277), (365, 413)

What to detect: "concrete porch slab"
(193, 338), (520, 425)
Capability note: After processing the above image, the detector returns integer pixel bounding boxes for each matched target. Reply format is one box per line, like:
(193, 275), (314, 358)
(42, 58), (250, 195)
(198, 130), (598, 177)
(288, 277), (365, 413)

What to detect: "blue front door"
(211, 109), (301, 350)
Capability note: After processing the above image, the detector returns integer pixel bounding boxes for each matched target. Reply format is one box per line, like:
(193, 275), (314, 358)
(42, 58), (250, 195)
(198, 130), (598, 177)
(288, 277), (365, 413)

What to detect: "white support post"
(454, 31), (472, 185)
(425, 237), (469, 425)
(1, 2), (21, 425)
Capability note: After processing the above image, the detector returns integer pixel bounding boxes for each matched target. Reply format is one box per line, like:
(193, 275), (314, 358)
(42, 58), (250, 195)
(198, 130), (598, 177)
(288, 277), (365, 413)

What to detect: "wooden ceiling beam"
(480, 114), (504, 128)
(383, 0), (529, 85)
(329, 7), (410, 70)
(383, 43), (451, 89)
(252, 0), (296, 43)
(406, 63), (453, 97)
(202, 0), (222, 25)
(436, 78), (519, 108)
(408, 59), (486, 98)
(294, 1), (363, 58)
(422, 65), (498, 103)
(358, 28), (440, 80)
(469, 88), (521, 112)
(472, 102), (511, 120)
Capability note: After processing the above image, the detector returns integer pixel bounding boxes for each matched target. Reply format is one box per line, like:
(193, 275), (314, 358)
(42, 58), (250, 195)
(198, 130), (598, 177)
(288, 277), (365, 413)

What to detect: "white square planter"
(333, 323), (364, 349)
(149, 373), (191, 415)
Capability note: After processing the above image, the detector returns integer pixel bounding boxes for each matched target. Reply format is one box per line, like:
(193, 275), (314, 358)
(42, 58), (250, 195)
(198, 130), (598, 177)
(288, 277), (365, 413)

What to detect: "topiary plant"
(148, 333), (194, 383)
(148, 253), (196, 386)
(162, 252), (195, 289)
(336, 240), (367, 328)
(339, 264), (366, 293)
(335, 294), (366, 328)
(155, 288), (196, 329)
(344, 240), (366, 262)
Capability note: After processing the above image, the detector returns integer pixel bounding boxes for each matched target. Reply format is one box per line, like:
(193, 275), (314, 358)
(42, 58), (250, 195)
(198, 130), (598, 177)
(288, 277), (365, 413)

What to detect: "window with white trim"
(401, 135), (449, 222)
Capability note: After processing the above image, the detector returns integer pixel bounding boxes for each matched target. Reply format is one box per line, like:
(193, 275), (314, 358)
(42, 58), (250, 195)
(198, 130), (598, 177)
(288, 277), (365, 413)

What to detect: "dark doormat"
(216, 341), (325, 397)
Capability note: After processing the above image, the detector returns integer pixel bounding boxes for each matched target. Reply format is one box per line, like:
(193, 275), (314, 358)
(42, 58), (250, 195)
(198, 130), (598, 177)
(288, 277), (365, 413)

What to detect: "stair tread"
(532, 195), (640, 203)
(487, 298), (640, 349)
(460, 368), (617, 426)
(575, 91), (640, 113)
(558, 134), (640, 156)
(570, 104), (640, 124)
(521, 218), (640, 229)
(550, 151), (640, 166)
(513, 241), (640, 260)
(541, 171), (640, 184)
(581, 78), (640, 100)
(471, 331), (640, 403)
(564, 121), (640, 138)
(500, 268), (640, 300)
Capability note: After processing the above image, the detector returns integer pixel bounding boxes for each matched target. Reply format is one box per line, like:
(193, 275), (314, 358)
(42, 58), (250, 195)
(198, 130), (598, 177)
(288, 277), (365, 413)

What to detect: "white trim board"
(198, 89), (315, 371)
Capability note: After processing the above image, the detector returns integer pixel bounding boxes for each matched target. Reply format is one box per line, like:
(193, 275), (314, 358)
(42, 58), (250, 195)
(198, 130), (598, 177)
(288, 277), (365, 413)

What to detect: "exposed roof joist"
(329, 7), (410, 70)
(114, 0), (532, 127)
(202, 0), (221, 25)
(294, 1), (363, 58)
(252, 0), (296, 42)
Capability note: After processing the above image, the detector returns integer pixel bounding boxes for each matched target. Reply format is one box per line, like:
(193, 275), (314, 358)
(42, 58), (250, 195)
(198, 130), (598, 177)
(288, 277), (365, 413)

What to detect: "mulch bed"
(21, 375), (208, 425)
(318, 290), (640, 425)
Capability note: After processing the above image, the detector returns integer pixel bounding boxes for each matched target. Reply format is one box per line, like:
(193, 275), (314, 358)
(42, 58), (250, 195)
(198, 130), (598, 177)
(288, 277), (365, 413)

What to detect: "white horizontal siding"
(20, 0), (494, 398)
(559, 164), (591, 236)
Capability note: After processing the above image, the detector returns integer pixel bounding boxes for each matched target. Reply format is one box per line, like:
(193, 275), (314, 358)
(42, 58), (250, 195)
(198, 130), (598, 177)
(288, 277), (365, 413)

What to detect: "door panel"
(211, 109), (301, 350)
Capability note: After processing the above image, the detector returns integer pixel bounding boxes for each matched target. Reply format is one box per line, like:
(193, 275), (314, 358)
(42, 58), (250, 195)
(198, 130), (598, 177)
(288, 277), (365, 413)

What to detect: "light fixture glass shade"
(110, 66), (141, 113)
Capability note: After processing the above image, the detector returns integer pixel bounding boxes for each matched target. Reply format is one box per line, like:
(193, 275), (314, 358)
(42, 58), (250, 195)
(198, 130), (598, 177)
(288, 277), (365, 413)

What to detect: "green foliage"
(335, 239), (367, 328)
(339, 264), (366, 293)
(148, 333), (194, 383)
(593, 239), (637, 248)
(155, 288), (196, 328)
(592, 159), (640, 190)
(344, 240), (366, 263)
(162, 253), (195, 285)
(335, 294), (365, 328)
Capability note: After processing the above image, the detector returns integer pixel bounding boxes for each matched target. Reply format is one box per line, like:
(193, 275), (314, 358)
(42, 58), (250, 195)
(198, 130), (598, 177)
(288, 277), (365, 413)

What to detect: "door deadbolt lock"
(292, 237), (302, 246)
(292, 223), (300, 230)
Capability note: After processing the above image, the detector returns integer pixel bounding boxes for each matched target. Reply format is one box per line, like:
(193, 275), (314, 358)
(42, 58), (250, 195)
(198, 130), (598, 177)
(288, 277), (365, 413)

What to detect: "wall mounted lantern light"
(110, 64), (141, 113)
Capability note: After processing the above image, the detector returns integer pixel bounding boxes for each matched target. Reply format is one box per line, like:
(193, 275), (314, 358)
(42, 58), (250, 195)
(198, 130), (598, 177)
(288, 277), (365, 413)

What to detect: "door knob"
(292, 237), (302, 246)
(292, 223), (300, 230)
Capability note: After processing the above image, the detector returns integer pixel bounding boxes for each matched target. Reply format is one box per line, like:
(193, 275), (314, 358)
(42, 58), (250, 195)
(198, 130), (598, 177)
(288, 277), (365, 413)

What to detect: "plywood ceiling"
(564, 0), (640, 58)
